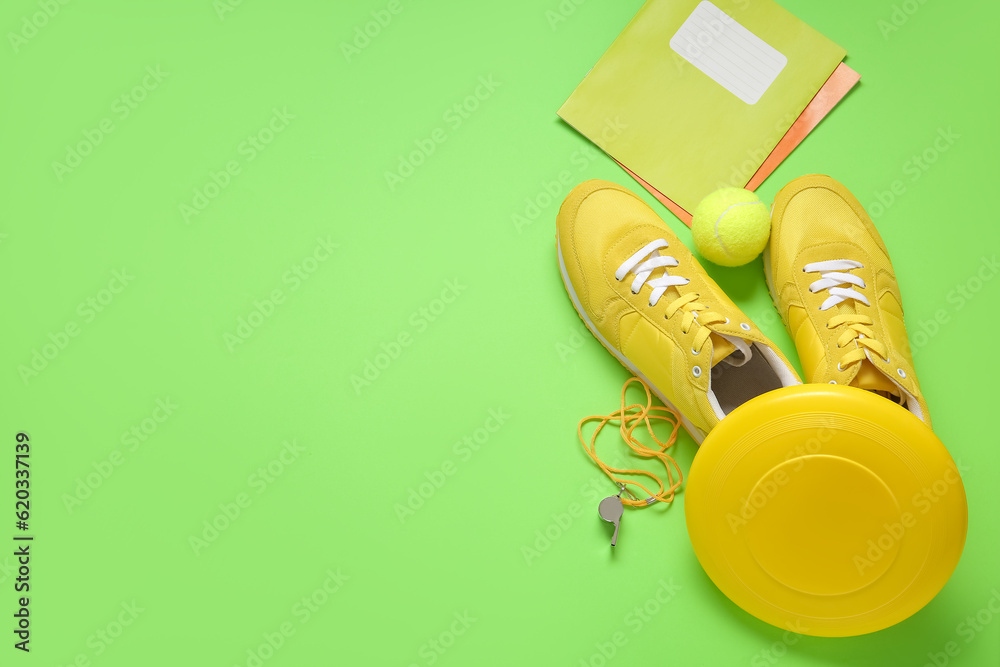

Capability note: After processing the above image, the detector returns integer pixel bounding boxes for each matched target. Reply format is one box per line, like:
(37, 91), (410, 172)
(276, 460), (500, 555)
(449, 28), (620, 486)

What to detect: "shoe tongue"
(851, 359), (901, 400)
(709, 332), (736, 368)
(710, 333), (736, 367)
(709, 332), (754, 368)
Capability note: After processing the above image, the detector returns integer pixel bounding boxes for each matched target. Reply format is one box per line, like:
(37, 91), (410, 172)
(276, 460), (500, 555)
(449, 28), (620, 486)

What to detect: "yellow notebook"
(558, 0), (846, 213)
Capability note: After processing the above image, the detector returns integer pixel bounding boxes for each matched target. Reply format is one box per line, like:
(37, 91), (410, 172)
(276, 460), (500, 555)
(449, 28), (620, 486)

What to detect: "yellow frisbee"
(685, 384), (967, 637)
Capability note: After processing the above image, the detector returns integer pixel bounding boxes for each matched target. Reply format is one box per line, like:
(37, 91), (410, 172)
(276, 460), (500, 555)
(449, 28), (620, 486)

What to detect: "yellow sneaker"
(765, 174), (931, 426)
(557, 180), (801, 443)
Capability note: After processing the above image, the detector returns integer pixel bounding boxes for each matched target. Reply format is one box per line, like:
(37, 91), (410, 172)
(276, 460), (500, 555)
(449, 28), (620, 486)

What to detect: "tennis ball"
(691, 188), (771, 267)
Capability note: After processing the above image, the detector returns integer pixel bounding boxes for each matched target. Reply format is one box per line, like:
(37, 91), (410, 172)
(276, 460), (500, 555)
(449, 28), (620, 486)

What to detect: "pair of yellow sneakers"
(557, 175), (930, 443)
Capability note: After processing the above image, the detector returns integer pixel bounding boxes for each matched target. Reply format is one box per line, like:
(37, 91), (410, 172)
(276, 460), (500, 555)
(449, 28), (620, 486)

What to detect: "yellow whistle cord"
(577, 377), (684, 508)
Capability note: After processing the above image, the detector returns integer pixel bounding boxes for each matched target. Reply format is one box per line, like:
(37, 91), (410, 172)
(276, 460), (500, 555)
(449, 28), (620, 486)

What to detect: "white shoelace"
(616, 239), (753, 366)
(615, 239), (690, 307)
(804, 259), (870, 311)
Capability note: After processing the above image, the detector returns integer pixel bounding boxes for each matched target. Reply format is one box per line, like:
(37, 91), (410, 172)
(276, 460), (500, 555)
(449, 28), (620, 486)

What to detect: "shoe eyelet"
(829, 380), (837, 384)
(740, 323), (751, 331)
(837, 363), (844, 371)
(692, 366), (702, 378)
(723, 317), (730, 324)
(897, 368), (906, 378)
(691, 347), (699, 355)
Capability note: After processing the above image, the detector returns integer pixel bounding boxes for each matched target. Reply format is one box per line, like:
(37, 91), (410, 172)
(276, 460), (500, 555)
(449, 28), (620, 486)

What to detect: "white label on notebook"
(670, 1), (787, 105)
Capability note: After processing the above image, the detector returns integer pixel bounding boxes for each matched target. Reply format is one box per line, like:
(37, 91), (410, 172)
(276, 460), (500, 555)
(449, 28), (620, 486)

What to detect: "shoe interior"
(709, 343), (787, 417)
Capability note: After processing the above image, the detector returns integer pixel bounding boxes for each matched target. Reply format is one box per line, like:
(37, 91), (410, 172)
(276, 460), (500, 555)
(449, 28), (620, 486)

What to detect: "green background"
(2, 0), (998, 664)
